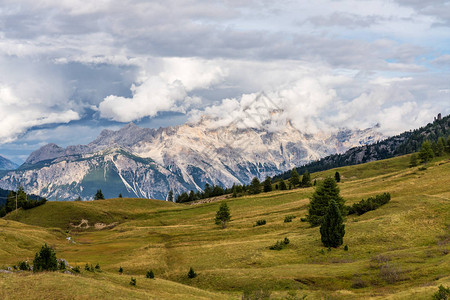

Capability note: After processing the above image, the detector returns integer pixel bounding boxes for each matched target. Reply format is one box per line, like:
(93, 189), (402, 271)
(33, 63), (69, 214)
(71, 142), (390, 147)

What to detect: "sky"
(0, 0), (449, 164)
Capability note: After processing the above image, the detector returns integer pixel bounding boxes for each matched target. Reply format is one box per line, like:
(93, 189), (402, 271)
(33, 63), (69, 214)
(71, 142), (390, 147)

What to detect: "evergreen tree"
(188, 190), (195, 202)
(301, 170), (312, 187)
(436, 137), (445, 156)
(0, 206), (6, 218)
(188, 267), (197, 278)
(249, 177), (261, 194)
(279, 180), (287, 190)
(320, 200), (345, 248)
(232, 185), (237, 198)
(203, 183), (212, 198)
(289, 168), (300, 187)
(215, 202), (231, 229)
(118, 193), (122, 198)
(334, 171), (341, 183)
(119, 266), (123, 274)
(263, 176), (272, 193)
(447, 137), (450, 153)
(6, 187), (27, 213)
(418, 140), (434, 163)
(146, 270), (155, 279)
(307, 177), (345, 226)
(33, 243), (58, 272)
(431, 141), (438, 156)
(409, 153), (419, 167)
(167, 190), (174, 202)
(94, 189), (105, 200)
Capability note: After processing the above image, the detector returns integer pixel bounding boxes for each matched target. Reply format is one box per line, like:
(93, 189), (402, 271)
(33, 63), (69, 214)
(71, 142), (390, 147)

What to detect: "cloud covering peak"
(0, 0), (449, 162)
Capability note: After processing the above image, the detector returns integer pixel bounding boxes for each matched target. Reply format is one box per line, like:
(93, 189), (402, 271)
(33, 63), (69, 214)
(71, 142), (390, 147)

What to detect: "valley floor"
(1, 154), (449, 299)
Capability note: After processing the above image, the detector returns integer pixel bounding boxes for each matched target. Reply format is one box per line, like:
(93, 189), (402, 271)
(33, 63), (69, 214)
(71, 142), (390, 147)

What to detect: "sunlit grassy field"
(1, 153), (449, 299)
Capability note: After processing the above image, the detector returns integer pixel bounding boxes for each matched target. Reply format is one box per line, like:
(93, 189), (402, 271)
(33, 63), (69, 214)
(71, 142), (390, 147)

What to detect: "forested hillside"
(275, 114), (450, 180)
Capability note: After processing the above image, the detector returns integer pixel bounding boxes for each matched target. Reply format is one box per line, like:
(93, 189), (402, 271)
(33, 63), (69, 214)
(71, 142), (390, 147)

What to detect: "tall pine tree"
(249, 177), (261, 194)
(334, 171), (341, 183)
(263, 176), (272, 193)
(215, 202), (231, 229)
(289, 168), (300, 187)
(320, 200), (345, 248)
(418, 140), (434, 163)
(307, 178), (345, 226)
(301, 170), (312, 187)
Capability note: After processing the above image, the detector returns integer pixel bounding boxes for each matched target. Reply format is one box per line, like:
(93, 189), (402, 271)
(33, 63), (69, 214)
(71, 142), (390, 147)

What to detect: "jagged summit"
(1, 116), (384, 200)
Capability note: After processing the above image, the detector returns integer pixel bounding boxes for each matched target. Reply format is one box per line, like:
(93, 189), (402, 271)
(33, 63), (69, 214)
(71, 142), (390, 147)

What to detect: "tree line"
(174, 169), (315, 203)
(0, 186), (47, 217)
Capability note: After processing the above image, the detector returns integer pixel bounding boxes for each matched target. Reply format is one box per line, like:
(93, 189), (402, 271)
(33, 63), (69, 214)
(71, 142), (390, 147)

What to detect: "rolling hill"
(0, 152), (449, 299)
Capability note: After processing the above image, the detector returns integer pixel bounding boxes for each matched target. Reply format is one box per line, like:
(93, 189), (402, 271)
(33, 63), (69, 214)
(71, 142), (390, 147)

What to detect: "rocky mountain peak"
(24, 143), (65, 165)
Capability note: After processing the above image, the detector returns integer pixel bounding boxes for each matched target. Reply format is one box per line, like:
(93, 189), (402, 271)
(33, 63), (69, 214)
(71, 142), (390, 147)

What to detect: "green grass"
(1, 153), (449, 299)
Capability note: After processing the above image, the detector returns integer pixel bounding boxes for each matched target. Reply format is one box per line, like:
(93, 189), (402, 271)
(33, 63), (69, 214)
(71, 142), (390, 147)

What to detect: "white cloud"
(98, 57), (226, 122)
(0, 85), (80, 143)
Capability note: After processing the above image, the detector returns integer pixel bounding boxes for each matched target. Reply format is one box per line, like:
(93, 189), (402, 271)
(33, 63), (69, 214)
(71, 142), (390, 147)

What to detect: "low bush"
(129, 277), (136, 286)
(348, 193), (391, 216)
(72, 266), (80, 273)
(269, 237), (290, 250)
(33, 244), (58, 272)
(433, 285), (450, 300)
(242, 288), (271, 300)
(18, 261), (30, 271)
(284, 215), (296, 223)
(188, 267), (197, 278)
(146, 270), (155, 279)
(255, 219), (266, 226)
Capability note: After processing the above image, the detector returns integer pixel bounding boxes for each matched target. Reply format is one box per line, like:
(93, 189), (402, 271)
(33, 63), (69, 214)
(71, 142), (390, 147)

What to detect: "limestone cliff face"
(0, 118), (383, 201)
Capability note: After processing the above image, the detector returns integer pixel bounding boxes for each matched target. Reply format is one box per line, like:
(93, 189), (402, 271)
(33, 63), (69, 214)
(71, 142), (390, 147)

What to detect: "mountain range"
(275, 113), (450, 180)
(0, 155), (18, 171)
(0, 116), (382, 200)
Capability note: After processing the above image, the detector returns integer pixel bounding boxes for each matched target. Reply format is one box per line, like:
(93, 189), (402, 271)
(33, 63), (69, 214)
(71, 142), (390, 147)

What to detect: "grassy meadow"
(0, 153), (449, 299)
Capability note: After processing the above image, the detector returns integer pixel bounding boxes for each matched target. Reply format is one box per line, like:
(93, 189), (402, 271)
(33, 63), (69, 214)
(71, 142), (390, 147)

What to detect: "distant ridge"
(0, 155), (18, 170)
(274, 114), (450, 180)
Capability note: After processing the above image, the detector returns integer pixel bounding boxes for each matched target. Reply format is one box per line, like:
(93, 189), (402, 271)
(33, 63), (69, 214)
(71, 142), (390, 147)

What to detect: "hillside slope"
(1, 153), (449, 299)
(275, 113), (450, 179)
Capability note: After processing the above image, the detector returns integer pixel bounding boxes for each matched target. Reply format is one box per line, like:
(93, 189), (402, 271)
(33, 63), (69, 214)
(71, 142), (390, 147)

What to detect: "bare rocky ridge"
(0, 116), (383, 200)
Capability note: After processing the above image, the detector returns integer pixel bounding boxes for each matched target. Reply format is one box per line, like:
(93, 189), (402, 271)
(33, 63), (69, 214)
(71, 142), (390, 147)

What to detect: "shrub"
(33, 243), (58, 272)
(72, 266), (80, 273)
(188, 267), (197, 278)
(146, 269), (155, 279)
(269, 238), (290, 250)
(255, 219), (266, 226)
(432, 285), (450, 300)
(58, 260), (66, 270)
(349, 193), (391, 215)
(242, 288), (271, 300)
(85, 263), (90, 271)
(18, 261), (30, 271)
(379, 263), (401, 283)
(129, 277), (136, 286)
(95, 263), (100, 270)
(284, 215), (295, 223)
(269, 241), (284, 250)
(344, 245), (349, 251)
(119, 266), (123, 274)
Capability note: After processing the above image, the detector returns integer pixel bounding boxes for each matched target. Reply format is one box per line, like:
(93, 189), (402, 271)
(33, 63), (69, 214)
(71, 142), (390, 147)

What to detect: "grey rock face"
(0, 118), (383, 201)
